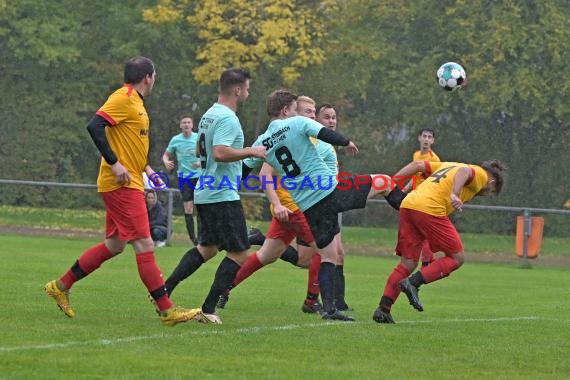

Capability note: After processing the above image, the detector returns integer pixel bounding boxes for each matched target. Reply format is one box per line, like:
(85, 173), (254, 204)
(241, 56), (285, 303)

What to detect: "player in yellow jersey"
(373, 159), (506, 323)
(406, 128), (441, 267)
(44, 57), (201, 326)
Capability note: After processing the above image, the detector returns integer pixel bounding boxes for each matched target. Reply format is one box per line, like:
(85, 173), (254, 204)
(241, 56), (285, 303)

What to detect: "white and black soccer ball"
(436, 62), (466, 91)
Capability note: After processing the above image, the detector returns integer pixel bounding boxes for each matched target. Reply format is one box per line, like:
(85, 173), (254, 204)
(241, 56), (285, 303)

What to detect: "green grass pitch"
(0, 234), (568, 379)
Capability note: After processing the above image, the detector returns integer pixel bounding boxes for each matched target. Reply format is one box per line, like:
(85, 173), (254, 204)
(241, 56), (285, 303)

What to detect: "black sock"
(165, 247), (204, 296)
(279, 246), (299, 266)
(379, 296), (394, 313)
(201, 257), (240, 314)
(184, 213), (196, 242)
(334, 265), (346, 306)
(384, 186), (407, 210)
(318, 262), (336, 313)
(409, 271), (426, 288)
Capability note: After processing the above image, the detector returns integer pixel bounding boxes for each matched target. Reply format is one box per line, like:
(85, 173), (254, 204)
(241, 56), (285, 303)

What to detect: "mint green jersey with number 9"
(195, 103), (244, 204)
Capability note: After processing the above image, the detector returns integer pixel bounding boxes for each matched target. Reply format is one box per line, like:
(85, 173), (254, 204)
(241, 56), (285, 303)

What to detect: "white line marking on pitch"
(398, 316), (541, 324)
(0, 322), (349, 353)
(0, 316), (543, 353)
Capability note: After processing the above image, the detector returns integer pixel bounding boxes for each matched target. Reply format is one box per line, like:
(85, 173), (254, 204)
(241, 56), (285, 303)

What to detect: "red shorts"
(266, 210), (315, 246)
(100, 188), (150, 241)
(396, 208), (463, 260)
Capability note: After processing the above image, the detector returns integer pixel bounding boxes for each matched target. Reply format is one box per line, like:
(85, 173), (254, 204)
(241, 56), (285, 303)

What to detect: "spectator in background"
(146, 191), (168, 248)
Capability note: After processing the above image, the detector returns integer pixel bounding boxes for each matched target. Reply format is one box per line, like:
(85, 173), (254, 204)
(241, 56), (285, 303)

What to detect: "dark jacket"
(148, 201), (168, 228)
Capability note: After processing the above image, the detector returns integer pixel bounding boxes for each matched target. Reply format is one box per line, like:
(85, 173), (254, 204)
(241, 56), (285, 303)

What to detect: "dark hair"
(219, 68), (251, 94)
(481, 159), (507, 195)
(267, 89), (298, 117)
(316, 103), (335, 117)
(124, 56), (155, 84)
(418, 128), (435, 137)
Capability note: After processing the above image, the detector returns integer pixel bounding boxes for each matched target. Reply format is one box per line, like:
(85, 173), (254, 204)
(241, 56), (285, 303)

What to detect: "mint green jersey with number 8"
(246, 116), (337, 211)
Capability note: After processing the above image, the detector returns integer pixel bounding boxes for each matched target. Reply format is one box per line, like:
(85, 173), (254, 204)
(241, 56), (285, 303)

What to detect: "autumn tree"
(143, 0), (335, 135)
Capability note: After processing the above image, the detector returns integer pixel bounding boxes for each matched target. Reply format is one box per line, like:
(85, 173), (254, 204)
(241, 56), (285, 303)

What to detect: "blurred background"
(1, 0), (569, 241)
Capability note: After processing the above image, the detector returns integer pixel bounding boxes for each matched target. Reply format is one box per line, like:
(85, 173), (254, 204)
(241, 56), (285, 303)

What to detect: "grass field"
(1, 205), (570, 260)
(1, 233), (569, 380)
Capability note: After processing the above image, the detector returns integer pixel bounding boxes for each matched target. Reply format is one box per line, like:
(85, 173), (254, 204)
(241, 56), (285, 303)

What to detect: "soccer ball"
(436, 62), (466, 91)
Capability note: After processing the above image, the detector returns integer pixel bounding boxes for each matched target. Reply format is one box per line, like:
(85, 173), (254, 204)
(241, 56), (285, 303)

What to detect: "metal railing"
(2, 178), (569, 266)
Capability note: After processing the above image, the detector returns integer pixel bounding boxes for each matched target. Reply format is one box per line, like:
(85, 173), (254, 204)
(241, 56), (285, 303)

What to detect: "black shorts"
(303, 175), (370, 248)
(196, 200), (250, 252)
(179, 177), (198, 202)
(334, 174), (371, 212)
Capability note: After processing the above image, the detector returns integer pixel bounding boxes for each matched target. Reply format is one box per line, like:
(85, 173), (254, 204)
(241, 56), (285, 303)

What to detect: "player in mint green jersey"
(245, 89), (407, 321)
(163, 68), (266, 324)
(163, 115), (200, 244)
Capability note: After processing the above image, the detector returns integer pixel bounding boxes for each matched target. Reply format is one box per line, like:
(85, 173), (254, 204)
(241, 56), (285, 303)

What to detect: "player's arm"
(399, 160), (428, 192)
(86, 115), (131, 185)
(212, 145), (266, 162)
(316, 128), (358, 155)
(242, 158), (262, 177)
(383, 160), (429, 210)
(260, 162), (291, 222)
(394, 160), (429, 178)
(450, 167), (473, 212)
(86, 115), (117, 165)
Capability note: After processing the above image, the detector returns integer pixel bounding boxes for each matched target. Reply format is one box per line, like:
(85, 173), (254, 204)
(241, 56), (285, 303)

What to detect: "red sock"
(307, 252), (321, 298)
(136, 251), (173, 311)
(420, 256), (459, 284)
(382, 263), (410, 304)
(59, 243), (114, 289)
(233, 252), (263, 287)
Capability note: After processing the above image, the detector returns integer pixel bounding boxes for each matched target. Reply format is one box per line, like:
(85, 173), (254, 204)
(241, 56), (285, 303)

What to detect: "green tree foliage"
(299, 0), (570, 234)
(143, 0), (334, 134)
(0, 0), (158, 206)
(0, 0), (568, 236)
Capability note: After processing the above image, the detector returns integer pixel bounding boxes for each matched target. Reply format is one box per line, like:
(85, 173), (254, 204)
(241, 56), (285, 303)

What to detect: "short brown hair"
(124, 56), (155, 84)
(219, 68), (251, 94)
(267, 89), (298, 117)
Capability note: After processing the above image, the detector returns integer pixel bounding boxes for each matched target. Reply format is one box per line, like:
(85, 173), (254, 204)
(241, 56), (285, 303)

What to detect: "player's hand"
(148, 172), (165, 188)
(249, 146), (267, 159)
(112, 162), (131, 185)
(450, 193), (463, 212)
(345, 141), (359, 156)
(144, 166), (166, 189)
(273, 204), (292, 222)
(164, 160), (175, 172)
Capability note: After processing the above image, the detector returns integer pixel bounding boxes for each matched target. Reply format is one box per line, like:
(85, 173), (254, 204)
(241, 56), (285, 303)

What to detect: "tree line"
(1, 0), (568, 235)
